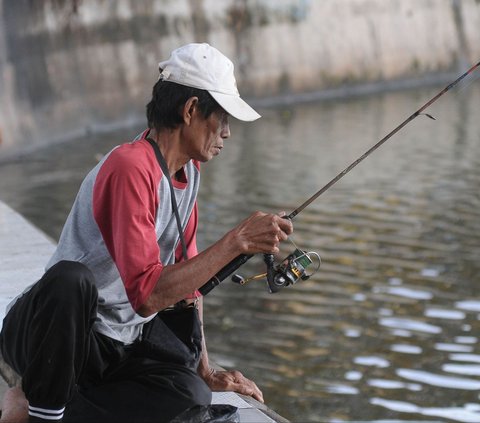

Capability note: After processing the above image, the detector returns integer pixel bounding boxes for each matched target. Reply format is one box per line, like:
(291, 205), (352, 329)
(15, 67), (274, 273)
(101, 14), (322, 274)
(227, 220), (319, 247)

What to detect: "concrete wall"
(0, 0), (479, 153)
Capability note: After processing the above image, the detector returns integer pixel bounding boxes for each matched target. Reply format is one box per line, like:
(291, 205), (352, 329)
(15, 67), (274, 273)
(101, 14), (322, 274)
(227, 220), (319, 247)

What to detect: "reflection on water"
(1, 80), (480, 422)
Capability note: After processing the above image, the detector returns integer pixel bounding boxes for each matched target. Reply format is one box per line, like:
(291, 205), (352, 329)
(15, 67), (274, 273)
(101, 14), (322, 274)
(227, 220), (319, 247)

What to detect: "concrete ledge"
(0, 201), (287, 422)
(0, 202), (56, 324)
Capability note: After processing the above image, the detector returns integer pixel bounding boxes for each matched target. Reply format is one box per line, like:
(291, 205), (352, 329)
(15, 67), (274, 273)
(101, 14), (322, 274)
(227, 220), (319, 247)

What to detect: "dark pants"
(0, 261), (211, 422)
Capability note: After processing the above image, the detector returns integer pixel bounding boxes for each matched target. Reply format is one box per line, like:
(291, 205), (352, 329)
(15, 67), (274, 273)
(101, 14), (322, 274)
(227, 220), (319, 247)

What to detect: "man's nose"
(221, 122), (231, 139)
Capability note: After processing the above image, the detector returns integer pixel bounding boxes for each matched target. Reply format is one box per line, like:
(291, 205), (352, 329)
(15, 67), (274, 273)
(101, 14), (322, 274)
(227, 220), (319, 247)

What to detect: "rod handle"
(199, 254), (254, 296)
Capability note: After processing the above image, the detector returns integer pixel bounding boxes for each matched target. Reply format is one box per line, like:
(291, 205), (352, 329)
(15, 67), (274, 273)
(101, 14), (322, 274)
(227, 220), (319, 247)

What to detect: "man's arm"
(137, 211), (293, 316)
(195, 296), (264, 403)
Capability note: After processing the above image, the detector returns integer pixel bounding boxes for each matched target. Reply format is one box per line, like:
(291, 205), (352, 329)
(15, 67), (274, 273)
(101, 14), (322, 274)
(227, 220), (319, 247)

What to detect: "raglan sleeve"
(92, 149), (163, 311)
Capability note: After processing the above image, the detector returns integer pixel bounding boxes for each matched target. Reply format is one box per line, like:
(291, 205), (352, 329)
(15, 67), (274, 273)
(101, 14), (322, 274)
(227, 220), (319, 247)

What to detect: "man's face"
(186, 107), (231, 162)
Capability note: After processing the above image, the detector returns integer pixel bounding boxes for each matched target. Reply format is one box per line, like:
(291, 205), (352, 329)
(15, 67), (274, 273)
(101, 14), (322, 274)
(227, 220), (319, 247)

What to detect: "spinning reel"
(231, 248), (321, 293)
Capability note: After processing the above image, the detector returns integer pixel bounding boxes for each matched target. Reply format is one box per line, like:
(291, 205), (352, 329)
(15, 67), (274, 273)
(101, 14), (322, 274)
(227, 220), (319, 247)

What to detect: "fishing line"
(453, 70), (480, 95)
(288, 236), (300, 251)
(432, 70), (480, 129)
(439, 70), (480, 116)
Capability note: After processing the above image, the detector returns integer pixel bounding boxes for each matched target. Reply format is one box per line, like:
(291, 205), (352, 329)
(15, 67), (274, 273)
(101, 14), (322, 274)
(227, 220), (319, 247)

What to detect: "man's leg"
(64, 309), (212, 422)
(64, 359), (212, 423)
(0, 261), (98, 422)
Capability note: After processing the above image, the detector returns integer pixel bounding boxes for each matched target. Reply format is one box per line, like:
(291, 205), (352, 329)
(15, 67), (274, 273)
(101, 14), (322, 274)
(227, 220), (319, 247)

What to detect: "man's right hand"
(230, 211), (293, 255)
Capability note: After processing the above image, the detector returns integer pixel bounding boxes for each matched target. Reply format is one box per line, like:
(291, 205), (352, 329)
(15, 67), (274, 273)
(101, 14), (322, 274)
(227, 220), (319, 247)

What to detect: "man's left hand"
(202, 369), (264, 403)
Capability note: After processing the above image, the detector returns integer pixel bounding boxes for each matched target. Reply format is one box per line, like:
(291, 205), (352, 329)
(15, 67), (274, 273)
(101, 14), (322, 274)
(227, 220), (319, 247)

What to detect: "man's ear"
(183, 97), (199, 125)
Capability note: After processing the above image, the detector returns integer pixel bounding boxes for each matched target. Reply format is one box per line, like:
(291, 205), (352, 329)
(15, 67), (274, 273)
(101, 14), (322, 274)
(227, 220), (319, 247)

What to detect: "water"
(1, 80), (480, 422)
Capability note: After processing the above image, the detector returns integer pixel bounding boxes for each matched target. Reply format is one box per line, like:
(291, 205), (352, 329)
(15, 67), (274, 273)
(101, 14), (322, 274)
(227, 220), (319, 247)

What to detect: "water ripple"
(396, 368), (480, 390)
(456, 300), (480, 312)
(354, 356), (390, 368)
(449, 354), (480, 363)
(434, 343), (474, 353)
(379, 317), (442, 334)
(371, 397), (480, 423)
(390, 344), (423, 354)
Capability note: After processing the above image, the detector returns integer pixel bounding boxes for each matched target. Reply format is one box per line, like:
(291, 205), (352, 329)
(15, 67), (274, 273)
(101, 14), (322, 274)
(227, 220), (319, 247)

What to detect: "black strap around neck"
(146, 137), (189, 261)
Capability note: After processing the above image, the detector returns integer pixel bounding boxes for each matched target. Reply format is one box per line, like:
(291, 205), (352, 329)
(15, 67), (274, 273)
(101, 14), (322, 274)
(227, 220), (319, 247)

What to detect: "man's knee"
(40, 260), (98, 305)
(46, 260), (94, 283)
(181, 371), (212, 406)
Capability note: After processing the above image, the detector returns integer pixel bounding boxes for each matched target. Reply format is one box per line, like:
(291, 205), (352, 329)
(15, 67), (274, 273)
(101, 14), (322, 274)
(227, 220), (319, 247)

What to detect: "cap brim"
(209, 91), (261, 122)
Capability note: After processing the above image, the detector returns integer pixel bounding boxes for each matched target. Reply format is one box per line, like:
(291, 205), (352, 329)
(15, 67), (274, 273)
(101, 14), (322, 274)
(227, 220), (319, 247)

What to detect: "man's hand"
(202, 368), (264, 403)
(232, 211), (293, 255)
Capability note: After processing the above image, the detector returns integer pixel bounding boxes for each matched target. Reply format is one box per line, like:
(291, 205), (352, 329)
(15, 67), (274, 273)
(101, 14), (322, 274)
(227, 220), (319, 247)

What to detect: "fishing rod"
(199, 59), (480, 296)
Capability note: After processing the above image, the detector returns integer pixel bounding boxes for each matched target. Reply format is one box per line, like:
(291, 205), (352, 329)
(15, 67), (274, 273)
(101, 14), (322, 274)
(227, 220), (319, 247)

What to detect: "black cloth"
(0, 260), (212, 422)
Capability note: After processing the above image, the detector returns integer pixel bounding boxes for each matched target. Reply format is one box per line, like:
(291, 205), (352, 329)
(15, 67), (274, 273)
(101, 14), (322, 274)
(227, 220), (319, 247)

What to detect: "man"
(0, 43), (293, 422)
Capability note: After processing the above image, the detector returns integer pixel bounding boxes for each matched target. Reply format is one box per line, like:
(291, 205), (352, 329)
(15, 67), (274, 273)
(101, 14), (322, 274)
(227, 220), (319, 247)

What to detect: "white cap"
(158, 43), (261, 122)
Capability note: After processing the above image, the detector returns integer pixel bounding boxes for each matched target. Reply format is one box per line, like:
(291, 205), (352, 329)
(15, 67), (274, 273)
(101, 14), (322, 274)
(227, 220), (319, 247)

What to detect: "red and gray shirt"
(46, 130), (201, 344)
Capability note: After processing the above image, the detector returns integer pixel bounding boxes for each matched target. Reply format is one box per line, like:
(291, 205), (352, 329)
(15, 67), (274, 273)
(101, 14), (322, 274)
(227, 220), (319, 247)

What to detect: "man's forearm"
(137, 211), (293, 317)
(137, 232), (239, 316)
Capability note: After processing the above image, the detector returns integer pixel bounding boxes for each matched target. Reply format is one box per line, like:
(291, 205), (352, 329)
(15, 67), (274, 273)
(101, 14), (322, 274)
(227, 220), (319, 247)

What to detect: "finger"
(209, 372), (238, 392)
(277, 229), (289, 242)
(233, 379), (264, 403)
(249, 382), (264, 403)
(278, 218), (293, 235)
(251, 210), (267, 221)
(258, 236), (280, 254)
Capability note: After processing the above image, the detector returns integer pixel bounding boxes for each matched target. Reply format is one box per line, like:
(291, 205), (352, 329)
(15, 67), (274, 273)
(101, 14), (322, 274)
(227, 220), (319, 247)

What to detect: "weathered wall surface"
(0, 0), (479, 153)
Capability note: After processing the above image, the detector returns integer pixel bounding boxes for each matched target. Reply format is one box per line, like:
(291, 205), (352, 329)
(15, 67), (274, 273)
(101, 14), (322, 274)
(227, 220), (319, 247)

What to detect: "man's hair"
(146, 80), (221, 131)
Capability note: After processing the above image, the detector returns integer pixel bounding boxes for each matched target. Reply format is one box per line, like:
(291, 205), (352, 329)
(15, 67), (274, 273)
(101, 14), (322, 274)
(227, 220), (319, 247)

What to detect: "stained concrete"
(1, 0), (479, 154)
